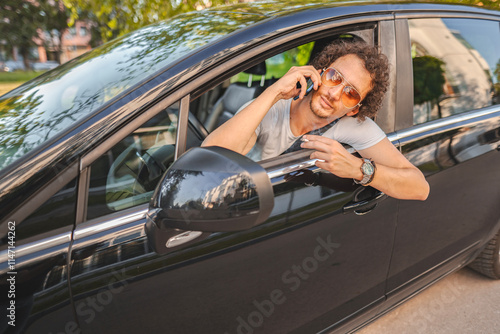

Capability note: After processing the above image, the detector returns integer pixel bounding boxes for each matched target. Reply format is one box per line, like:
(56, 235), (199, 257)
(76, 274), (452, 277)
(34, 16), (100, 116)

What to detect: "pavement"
(357, 268), (500, 334)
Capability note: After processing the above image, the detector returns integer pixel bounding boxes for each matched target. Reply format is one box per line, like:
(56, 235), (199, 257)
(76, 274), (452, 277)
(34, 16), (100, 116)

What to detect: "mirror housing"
(147, 146), (274, 232)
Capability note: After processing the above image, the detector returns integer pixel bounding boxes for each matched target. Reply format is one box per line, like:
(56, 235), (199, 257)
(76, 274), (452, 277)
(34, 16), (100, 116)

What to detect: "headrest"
(244, 61), (266, 76)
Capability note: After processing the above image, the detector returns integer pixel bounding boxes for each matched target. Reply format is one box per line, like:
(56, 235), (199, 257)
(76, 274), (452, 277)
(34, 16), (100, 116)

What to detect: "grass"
(0, 71), (43, 83)
(0, 71), (44, 96)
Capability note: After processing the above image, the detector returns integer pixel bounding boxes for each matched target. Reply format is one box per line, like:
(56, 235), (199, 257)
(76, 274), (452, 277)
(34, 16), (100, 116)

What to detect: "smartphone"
(293, 78), (314, 100)
(293, 69), (323, 100)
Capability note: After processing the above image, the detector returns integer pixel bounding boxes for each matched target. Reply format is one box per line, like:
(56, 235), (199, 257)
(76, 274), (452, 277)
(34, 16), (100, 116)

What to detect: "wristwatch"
(354, 158), (376, 186)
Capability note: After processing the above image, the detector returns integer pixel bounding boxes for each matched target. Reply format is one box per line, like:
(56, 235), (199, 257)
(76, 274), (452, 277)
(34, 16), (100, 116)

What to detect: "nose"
(326, 83), (344, 101)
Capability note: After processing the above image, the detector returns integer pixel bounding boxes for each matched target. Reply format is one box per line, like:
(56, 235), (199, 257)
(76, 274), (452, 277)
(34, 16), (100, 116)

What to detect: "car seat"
(204, 61), (267, 132)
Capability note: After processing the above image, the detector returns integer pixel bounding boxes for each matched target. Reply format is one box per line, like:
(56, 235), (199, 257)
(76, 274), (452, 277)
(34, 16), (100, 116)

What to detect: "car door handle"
(342, 188), (387, 215)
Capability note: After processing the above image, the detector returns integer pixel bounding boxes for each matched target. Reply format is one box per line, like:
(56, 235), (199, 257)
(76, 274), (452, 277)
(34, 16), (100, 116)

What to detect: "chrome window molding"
(393, 106), (500, 143)
(0, 232), (72, 275)
(264, 134), (399, 181)
(3, 161), (79, 227)
(2, 207), (148, 273)
(73, 207), (148, 241)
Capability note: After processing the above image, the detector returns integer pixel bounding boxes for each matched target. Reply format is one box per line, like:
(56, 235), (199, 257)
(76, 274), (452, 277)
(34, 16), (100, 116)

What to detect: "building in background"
(1, 20), (93, 70)
(34, 20), (93, 64)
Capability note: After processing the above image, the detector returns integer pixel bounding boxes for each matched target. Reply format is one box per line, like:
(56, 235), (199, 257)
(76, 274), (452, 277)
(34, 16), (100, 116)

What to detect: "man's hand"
(269, 66), (322, 102)
(301, 134), (430, 200)
(300, 134), (363, 180)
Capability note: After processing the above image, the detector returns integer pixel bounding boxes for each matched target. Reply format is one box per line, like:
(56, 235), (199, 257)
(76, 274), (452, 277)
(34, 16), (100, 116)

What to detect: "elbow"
(415, 179), (430, 201)
(201, 135), (220, 148)
(396, 172), (430, 201)
(410, 167), (430, 201)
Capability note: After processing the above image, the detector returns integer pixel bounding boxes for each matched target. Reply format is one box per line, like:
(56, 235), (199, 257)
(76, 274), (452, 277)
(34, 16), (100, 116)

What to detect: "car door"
(68, 19), (399, 334)
(385, 15), (500, 302)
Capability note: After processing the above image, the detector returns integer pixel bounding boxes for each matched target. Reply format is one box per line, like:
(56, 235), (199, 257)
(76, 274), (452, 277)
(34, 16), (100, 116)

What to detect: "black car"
(1, 1), (499, 333)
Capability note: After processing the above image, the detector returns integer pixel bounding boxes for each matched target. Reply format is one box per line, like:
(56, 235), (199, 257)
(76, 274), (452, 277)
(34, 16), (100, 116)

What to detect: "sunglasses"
(321, 67), (362, 109)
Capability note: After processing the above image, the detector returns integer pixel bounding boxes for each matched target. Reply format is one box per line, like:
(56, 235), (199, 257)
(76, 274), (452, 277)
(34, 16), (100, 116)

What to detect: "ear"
(345, 107), (360, 117)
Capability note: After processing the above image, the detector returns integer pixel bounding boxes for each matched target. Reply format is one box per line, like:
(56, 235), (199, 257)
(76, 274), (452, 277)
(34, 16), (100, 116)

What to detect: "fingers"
(298, 76), (308, 100)
(302, 134), (337, 144)
(314, 68), (323, 90)
(310, 151), (330, 162)
(300, 139), (330, 154)
(300, 135), (341, 153)
(285, 66), (322, 100)
(299, 135), (361, 179)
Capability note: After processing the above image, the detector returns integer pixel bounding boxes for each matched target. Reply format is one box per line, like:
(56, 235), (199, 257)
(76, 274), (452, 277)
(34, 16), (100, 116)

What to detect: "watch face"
(362, 162), (374, 175)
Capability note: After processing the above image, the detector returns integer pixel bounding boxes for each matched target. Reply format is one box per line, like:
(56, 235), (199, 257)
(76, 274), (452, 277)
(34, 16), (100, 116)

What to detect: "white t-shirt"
(245, 98), (386, 161)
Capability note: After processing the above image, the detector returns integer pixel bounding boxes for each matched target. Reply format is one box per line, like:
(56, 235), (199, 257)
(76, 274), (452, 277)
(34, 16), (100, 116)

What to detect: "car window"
(409, 18), (500, 125)
(190, 42), (315, 134)
(191, 30), (375, 162)
(86, 103), (179, 220)
(0, 178), (77, 250)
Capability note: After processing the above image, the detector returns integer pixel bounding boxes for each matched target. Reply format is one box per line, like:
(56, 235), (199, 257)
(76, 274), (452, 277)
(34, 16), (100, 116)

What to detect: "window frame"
(394, 11), (500, 132)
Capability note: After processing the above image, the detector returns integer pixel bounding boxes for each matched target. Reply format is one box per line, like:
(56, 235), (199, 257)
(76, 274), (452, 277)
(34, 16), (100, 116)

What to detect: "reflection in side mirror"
(147, 146), (274, 232)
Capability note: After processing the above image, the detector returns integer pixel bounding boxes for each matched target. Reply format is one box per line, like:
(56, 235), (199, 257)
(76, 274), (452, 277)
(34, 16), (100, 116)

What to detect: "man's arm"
(301, 135), (430, 201)
(201, 88), (277, 155)
(202, 66), (322, 155)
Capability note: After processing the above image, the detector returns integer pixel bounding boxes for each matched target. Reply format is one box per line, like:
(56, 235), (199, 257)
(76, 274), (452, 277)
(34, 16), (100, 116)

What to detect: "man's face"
(309, 54), (373, 120)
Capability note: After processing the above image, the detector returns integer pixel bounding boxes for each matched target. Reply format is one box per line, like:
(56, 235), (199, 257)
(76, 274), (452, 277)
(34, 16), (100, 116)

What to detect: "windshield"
(0, 10), (265, 171)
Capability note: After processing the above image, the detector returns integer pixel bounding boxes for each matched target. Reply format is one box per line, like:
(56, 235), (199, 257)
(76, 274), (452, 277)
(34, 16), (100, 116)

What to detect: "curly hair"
(310, 39), (390, 120)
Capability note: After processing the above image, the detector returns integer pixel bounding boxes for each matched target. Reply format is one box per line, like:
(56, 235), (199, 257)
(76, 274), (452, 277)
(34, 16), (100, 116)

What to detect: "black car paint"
(0, 2), (499, 333)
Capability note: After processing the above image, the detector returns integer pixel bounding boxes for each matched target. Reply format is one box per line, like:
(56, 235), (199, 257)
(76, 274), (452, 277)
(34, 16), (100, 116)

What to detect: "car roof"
(206, 0), (499, 17)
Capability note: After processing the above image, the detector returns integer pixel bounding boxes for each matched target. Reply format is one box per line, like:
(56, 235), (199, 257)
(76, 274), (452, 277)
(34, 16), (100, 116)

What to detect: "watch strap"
(354, 158), (375, 186)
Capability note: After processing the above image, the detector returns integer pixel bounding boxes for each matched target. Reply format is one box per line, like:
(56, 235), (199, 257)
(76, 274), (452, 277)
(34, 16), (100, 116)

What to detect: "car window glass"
(0, 178), (77, 251)
(409, 18), (500, 125)
(86, 103), (179, 220)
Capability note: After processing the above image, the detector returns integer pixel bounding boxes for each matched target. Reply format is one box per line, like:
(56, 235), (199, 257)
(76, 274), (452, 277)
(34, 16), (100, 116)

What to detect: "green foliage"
(232, 42), (315, 83)
(494, 59), (500, 97)
(0, 0), (69, 68)
(0, 0), (46, 68)
(0, 71), (45, 83)
(413, 55), (446, 105)
(62, 0), (246, 45)
(41, 1), (71, 63)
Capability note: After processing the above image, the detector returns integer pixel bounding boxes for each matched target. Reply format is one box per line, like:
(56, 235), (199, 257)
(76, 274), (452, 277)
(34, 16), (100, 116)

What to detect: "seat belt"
(280, 117), (342, 155)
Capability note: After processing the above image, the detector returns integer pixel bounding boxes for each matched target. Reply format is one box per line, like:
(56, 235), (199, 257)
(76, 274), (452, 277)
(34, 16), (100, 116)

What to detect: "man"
(202, 40), (429, 201)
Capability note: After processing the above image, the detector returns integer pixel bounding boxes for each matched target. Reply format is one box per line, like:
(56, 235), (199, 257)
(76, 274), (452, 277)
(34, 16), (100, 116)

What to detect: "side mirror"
(147, 146), (274, 232)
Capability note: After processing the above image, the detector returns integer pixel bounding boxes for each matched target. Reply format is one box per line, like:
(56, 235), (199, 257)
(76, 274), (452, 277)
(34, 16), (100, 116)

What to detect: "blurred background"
(1, 0), (498, 96)
(0, 0), (251, 95)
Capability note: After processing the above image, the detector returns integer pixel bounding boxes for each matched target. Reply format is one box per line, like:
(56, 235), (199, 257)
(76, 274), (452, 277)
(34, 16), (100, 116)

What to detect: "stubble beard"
(309, 92), (336, 120)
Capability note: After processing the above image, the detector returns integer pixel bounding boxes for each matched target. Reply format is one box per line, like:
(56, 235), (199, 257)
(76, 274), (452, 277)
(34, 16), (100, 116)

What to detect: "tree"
(62, 0), (245, 45)
(413, 55), (446, 119)
(0, 0), (47, 70)
(0, 0), (70, 68)
(39, 0), (71, 64)
(413, 55), (446, 105)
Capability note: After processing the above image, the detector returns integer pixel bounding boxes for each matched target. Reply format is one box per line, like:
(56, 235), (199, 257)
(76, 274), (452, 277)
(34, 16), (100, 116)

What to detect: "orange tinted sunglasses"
(322, 67), (362, 109)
